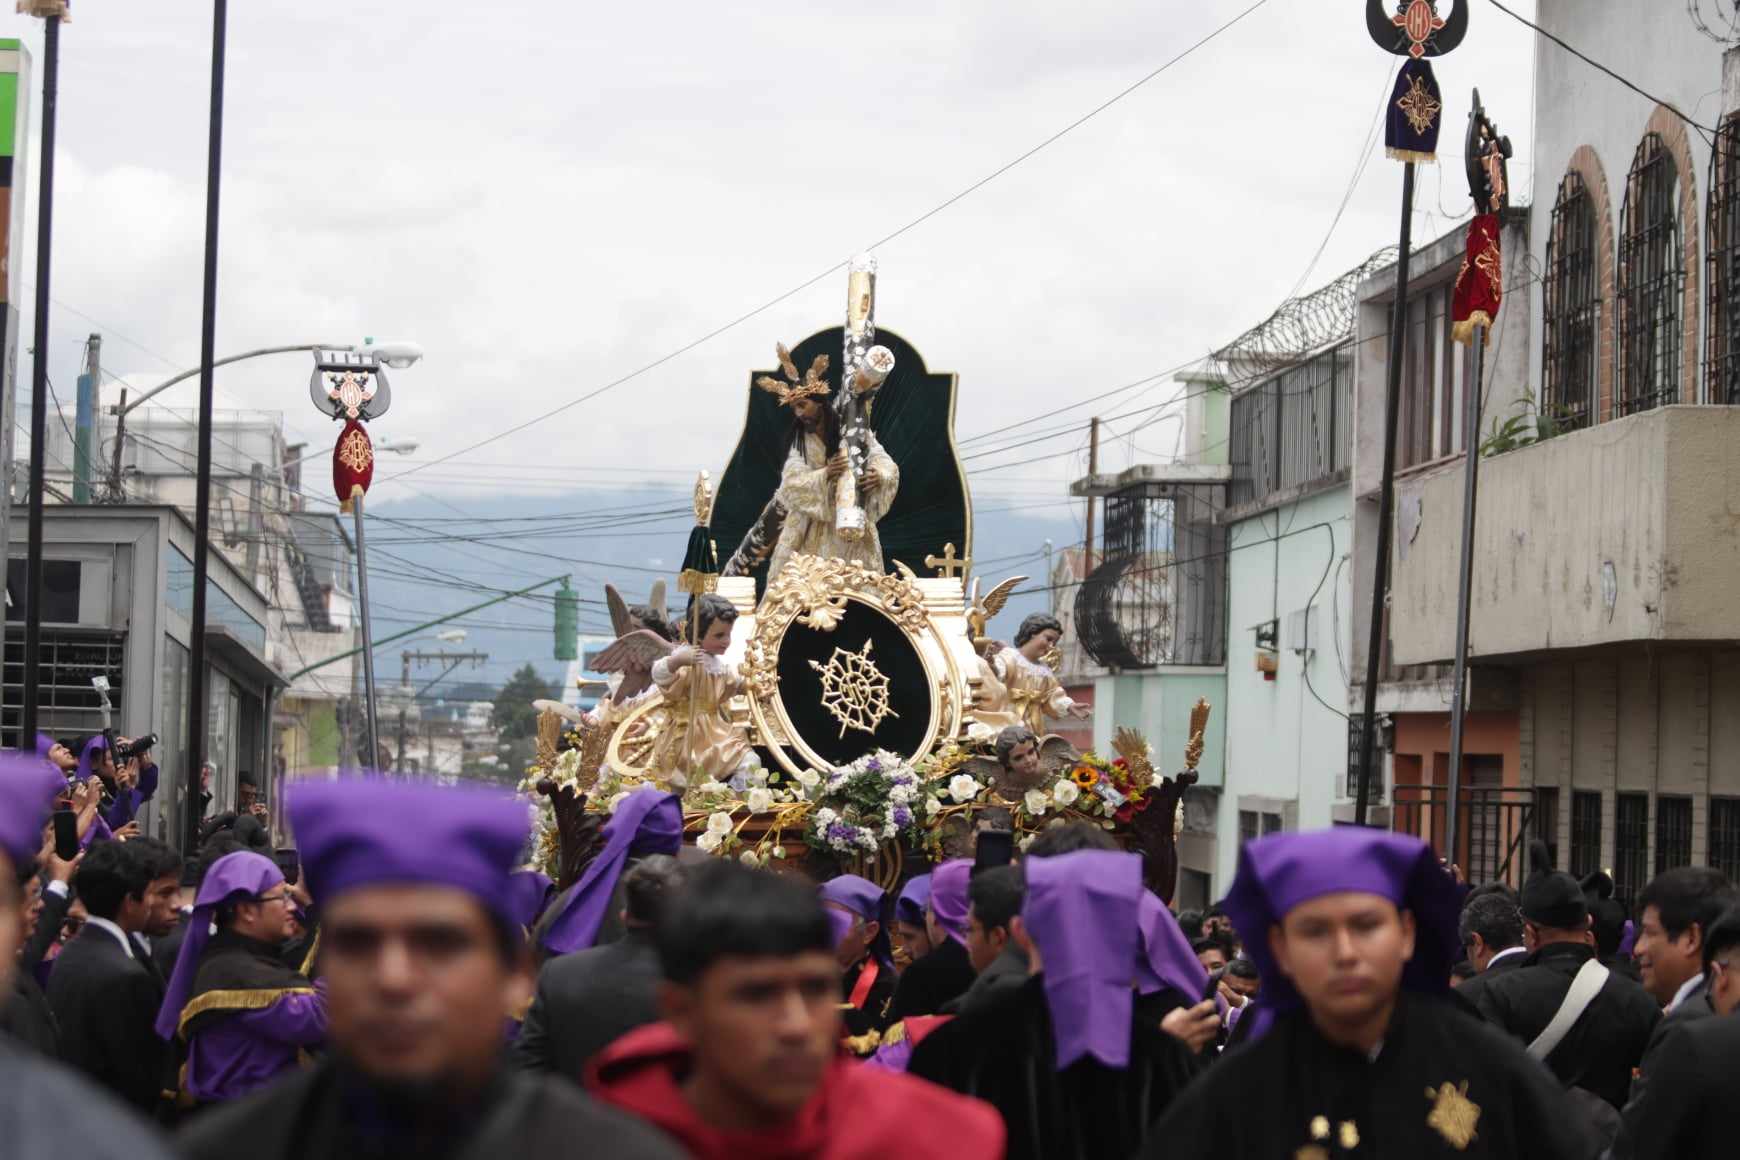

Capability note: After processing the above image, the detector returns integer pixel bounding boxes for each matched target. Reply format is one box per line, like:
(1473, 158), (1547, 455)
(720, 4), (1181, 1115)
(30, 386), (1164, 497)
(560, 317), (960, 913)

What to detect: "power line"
(377, 0), (1271, 487)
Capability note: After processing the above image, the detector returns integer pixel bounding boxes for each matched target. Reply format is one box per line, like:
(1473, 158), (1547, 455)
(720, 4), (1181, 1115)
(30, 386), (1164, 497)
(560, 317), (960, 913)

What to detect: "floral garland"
(806, 749), (925, 856)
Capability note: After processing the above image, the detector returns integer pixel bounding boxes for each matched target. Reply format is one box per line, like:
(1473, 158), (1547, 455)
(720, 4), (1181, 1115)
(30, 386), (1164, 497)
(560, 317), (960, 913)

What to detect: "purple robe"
(101, 761), (159, 830)
(185, 984), (327, 1103)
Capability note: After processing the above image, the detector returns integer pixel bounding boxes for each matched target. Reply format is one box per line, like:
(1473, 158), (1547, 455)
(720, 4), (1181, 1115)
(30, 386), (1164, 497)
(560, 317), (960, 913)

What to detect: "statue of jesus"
(757, 346), (899, 582)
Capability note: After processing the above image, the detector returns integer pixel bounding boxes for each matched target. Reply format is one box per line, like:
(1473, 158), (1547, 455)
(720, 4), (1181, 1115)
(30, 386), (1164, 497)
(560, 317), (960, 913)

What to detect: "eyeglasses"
(255, 890), (292, 906)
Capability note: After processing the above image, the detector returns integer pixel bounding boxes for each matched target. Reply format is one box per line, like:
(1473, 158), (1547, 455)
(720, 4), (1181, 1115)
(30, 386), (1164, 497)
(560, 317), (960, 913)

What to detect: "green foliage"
(1478, 389), (1580, 459)
(491, 663), (553, 740)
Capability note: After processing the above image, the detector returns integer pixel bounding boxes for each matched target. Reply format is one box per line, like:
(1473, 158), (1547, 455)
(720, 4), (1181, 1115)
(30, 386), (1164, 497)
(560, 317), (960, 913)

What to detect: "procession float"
(519, 257), (1206, 902)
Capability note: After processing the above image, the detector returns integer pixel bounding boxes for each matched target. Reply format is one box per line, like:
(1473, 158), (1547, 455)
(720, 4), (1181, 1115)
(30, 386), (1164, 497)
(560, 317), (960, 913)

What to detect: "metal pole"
(353, 491), (380, 769)
(1445, 322), (1488, 864)
(185, 0), (227, 852)
(1355, 161), (1417, 826)
(73, 333), (97, 502)
(396, 650), (409, 773)
(1085, 417), (1101, 571)
(20, 12), (60, 745)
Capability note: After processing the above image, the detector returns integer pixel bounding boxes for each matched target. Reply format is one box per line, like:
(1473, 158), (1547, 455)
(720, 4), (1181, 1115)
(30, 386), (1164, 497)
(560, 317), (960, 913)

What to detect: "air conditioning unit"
(1287, 605), (1316, 655)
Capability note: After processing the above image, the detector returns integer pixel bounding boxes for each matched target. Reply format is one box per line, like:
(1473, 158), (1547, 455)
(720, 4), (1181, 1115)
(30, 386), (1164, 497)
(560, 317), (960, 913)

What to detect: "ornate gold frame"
(744, 555), (965, 775)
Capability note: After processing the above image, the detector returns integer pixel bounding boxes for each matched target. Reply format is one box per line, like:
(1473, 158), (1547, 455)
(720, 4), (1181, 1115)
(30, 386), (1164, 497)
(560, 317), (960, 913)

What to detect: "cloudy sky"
(6, 0), (1539, 513)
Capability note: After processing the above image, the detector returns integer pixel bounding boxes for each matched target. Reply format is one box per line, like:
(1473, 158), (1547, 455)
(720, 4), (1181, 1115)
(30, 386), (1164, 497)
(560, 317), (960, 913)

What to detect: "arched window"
(1543, 172), (1599, 431)
(1708, 113), (1740, 404)
(1616, 133), (1685, 415)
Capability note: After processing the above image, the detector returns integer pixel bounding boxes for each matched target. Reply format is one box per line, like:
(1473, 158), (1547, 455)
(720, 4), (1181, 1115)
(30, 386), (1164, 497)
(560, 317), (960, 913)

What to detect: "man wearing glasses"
(153, 850), (326, 1108)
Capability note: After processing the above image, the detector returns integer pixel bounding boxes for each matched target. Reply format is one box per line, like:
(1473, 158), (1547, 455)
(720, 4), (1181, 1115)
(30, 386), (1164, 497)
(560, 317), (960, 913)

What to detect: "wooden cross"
(924, 542), (970, 579)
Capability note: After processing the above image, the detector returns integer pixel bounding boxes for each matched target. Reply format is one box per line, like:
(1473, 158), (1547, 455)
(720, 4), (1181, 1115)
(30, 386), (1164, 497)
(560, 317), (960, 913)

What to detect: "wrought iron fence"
(1391, 784), (1537, 887)
(1708, 114), (1740, 404)
(1543, 172), (1600, 431)
(1616, 134), (1685, 416)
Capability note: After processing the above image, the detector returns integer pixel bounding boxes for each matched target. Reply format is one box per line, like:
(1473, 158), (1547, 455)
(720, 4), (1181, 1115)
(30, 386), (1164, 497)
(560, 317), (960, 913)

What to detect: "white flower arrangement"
(1052, 778), (1081, 807)
(696, 831), (722, 853)
(746, 787), (775, 815)
(806, 749), (925, 856)
(1024, 788), (1050, 816)
(947, 774), (984, 803)
(706, 811), (735, 836)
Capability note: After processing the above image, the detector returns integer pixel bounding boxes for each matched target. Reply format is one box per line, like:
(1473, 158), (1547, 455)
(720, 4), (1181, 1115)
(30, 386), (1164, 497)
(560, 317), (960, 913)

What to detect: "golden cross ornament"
(924, 542), (970, 579)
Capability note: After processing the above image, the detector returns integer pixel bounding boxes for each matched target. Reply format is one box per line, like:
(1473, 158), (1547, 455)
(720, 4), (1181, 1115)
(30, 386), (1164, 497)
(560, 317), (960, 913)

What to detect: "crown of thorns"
(755, 344), (831, 406)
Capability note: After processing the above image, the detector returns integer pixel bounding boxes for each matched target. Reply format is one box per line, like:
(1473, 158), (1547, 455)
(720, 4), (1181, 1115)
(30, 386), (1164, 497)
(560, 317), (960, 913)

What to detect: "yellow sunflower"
(1071, 764), (1100, 788)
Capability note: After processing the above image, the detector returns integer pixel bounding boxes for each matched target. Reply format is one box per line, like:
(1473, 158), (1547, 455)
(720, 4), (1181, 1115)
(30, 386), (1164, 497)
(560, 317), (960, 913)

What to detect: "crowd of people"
(3, 739), (1738, 1158)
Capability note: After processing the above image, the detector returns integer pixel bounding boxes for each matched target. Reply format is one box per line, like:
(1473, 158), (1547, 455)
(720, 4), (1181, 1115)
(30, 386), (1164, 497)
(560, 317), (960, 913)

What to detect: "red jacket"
(588, 1022), (1005, 1160)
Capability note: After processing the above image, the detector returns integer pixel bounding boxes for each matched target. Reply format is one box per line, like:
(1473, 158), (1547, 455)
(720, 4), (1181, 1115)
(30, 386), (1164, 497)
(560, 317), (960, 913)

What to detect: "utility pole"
(396, 649), (487, 772)
(1084, 417), (1101, 573)
(72, 332), (97, 502)
(20, 3), (64, 745)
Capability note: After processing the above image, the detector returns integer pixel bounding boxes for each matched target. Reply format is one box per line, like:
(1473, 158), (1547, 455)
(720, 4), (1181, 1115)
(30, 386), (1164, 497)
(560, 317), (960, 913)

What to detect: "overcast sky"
(6, 0), (1540, 510)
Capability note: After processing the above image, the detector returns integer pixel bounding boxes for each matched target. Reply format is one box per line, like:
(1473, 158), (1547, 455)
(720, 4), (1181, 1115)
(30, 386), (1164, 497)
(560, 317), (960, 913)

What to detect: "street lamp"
(106, 339), (423, 501)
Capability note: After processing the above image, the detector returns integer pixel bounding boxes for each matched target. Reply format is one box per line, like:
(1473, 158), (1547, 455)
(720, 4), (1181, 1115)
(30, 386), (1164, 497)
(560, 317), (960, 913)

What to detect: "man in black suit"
(1609, 905), (1740, 1159)
(516, 854), (684, 1079)
(1628, 866), (1737, 1104)
(46, 837), (183, 1114)
(1458, 888), (1527, 975)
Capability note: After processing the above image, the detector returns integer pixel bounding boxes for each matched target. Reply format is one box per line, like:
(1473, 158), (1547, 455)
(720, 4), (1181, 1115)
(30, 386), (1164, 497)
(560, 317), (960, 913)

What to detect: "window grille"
(1654, 795), (1693, 875)
(1710, 797), (1740, 883)
(1534, 787), (1560, 870)
(1543, 173), (1600, 430)
(1616, 134), (1685, 416)
(1708, 114), (1740, 403)
(1569, 790), (1602, 879)
(1, 631), (128, 749)
(1614, 793), (1650, 913)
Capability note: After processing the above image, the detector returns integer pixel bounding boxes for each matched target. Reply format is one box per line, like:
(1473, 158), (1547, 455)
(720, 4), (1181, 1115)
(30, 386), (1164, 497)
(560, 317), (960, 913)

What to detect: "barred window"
(1654, 795), (1692, 874)
(1569, 791), (1602, 879)
(1614, 792), (1650, 912)
(1711, 797), (1740, 883)
(1708, 114), (1740, 404)
(1533, 787), (1560, 871)
(1616, 134), (1685, 416)
(1542, 173), (1600, 431)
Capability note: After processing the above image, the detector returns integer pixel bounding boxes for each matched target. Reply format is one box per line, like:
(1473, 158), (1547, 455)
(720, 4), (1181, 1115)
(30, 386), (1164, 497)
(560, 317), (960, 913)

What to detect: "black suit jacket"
(1610, 1007), (1740, 1160)
(514, 929), (663, 1080)
(44, 924), (168, 1115)
(1, 969), (61, 1057)
(1482, 947), (1527, 974)
(1458, 941), (1659, 1110)
(1628, 973), (1714, 1105)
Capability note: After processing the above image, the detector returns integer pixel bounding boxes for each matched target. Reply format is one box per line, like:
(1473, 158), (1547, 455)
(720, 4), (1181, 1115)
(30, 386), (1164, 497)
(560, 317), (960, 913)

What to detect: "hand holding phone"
(52, 810), (81, 862)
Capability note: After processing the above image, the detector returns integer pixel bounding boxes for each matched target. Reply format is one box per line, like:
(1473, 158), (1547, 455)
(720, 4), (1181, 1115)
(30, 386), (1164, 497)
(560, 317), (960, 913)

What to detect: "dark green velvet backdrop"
(711, 327), (971, 594)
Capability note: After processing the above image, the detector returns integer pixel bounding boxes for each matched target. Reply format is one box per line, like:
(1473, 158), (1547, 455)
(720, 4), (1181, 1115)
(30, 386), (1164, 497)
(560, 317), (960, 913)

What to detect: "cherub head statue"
(994, 725), (1041, 785)
(1014, 612), (1064, 661)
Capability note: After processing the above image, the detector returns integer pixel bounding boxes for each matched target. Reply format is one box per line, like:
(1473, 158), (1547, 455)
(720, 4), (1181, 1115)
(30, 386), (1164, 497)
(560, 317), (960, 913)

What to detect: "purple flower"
(866, 759), (882, 773)
(893, 806), (913, 827)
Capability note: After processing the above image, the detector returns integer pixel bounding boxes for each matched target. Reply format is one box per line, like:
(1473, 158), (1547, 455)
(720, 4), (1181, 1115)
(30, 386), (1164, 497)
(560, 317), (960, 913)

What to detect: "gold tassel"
(1385, 147), (1438, 164)
(1451, 312), (1494, 347)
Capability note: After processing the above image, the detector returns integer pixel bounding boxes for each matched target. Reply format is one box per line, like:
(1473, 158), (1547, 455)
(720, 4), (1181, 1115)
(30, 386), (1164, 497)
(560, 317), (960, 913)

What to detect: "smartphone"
(1202, 966), (1226, 1004)
(52, 810), (80, 861)
(972, 829), (1015, 875)
(273, 847), (300, 887)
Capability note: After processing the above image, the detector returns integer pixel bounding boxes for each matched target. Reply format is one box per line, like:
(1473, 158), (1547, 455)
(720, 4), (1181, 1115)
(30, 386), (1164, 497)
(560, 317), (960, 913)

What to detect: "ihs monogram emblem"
(1424, 1080), (1481, 1150)
(1395, 74), (1441, 135)
(809, 639), (898, 738)
(336, 427), (373, 473)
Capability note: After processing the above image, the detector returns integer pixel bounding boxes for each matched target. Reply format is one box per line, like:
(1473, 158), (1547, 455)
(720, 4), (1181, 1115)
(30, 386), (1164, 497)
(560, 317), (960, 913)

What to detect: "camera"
(114, 733), (158, 761)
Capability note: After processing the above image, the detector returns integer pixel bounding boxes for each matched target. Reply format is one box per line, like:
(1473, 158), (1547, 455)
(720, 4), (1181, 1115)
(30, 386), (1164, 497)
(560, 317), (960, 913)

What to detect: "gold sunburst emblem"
(1396, 74), (1441, 136)
(336, 427), (374, 473)
(1424, 1080), (1481, 1150)
(810, 639), (898, 738)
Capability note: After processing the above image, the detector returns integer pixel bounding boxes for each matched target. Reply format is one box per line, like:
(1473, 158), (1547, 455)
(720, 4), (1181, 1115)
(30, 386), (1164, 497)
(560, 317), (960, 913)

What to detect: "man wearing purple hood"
(888, 859), (977, 1020)
(909, 847), (1203, 1160)
(818, 872), (898, 1044)
(155, 849), (326, 1106)
(177, 777), (680, 1160)
(0, 752), (175, 1159)
(1143, 828), (1594, 1160)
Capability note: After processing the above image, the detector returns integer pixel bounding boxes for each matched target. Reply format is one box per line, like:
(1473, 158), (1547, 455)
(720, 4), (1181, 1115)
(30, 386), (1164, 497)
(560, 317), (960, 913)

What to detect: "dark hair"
(693, 594), (739, 642)
(655, 860), (833, 985)
(195, 832), (247, 884)
(787, 396), (841, 459)
(1209, 927), (1240, 958)
(127, 837), (184, 884)
(1014, 613), (1062, 648)
(1450, 959), (1478, 982)
(1224, 956), (1260, 981)
(623, 854), (685, 927)
(1203, 903), (1228, 920)
(1025, 821), (1118, 859)
(1191, 937), (1227, 959)
(74, 841), (156, 920)
(967, 864), (1023, 934)
(1587, 895), (1628, 958)
(1638, 866), (1738, 944)
(1175, 908), (1204, 939)
(1458, 891), (1524, 952)
(994, 725), (1038, 770)
(1703, 903), (1740, 973)
(238, 773), (259, 790)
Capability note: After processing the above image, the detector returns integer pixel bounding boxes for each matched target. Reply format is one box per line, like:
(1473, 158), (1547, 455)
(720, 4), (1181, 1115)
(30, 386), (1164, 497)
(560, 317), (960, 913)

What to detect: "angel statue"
(586, 583), (674, 725)
(973, 612), (1090, 735)
(636, 593), (751, 785)
(757, 343), (899, 583)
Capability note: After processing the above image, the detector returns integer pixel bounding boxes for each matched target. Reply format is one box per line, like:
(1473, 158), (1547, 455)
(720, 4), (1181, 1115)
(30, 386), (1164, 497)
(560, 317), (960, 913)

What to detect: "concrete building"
(3, 506), (281, 838)
(1361, 4), (1740, 904)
